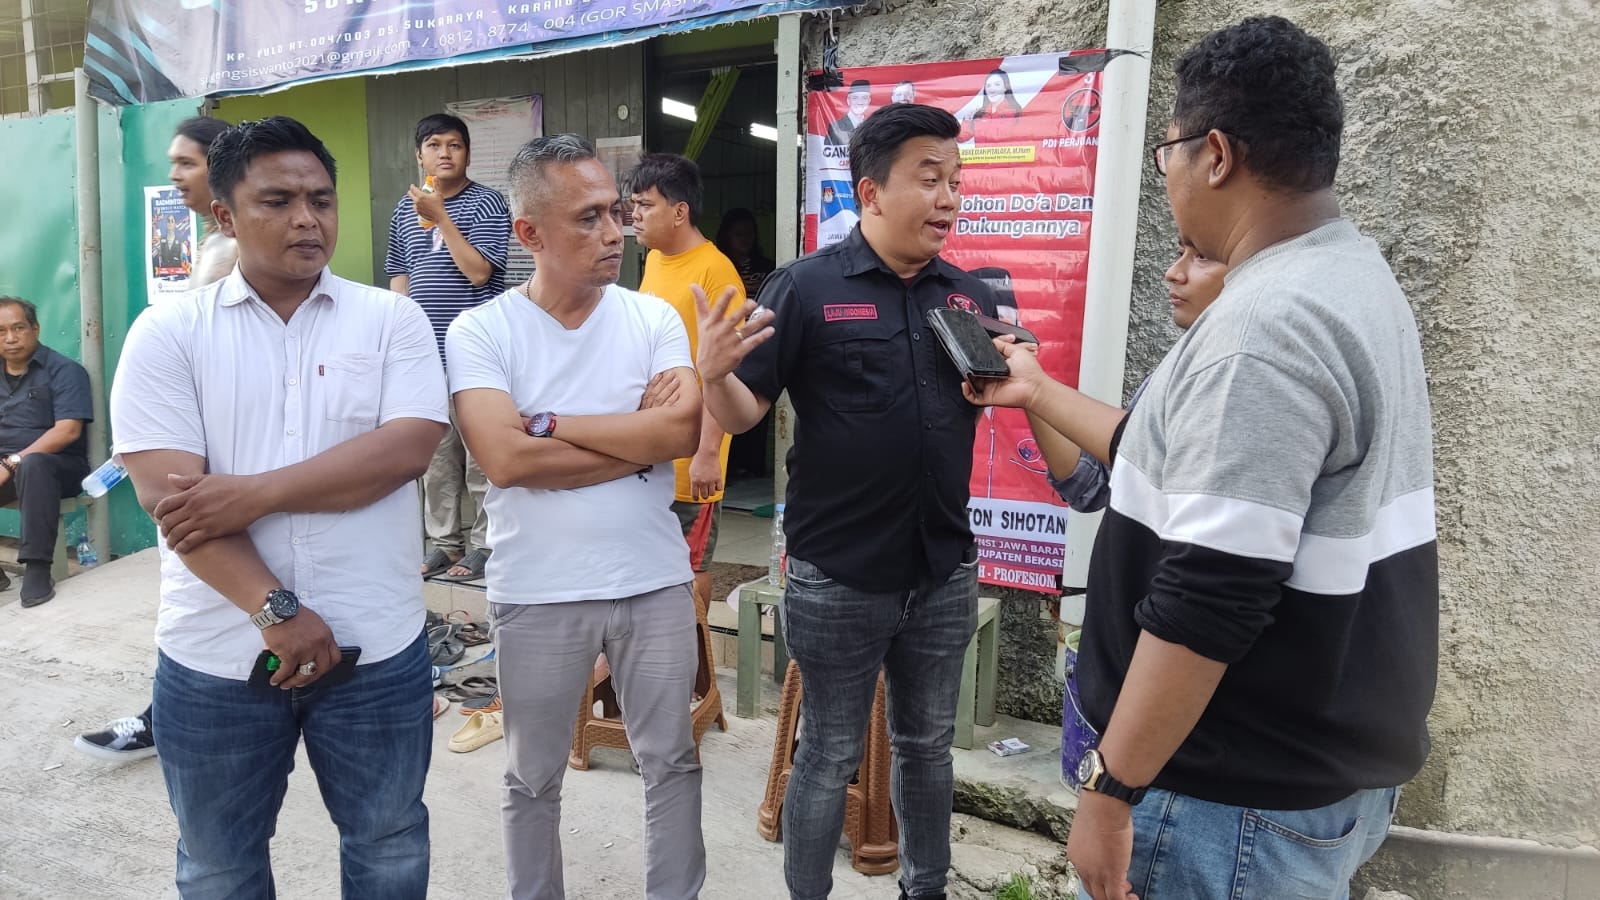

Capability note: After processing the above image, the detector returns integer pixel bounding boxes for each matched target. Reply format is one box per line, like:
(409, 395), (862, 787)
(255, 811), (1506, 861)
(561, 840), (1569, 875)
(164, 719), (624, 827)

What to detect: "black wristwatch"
(1076, 748), (1148, 805)
(250, 588), (300, 630)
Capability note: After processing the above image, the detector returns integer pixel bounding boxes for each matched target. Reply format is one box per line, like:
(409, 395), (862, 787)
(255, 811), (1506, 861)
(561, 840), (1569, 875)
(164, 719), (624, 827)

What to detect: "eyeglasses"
(1151, 133), (1208, 176)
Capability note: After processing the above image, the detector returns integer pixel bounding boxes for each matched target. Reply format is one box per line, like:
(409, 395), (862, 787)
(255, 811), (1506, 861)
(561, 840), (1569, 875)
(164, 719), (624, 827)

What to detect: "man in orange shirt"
(629, 153), (747, 602)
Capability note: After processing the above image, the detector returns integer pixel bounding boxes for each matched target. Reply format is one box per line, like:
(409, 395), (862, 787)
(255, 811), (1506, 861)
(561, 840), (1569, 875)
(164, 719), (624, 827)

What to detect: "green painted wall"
(0, 113), (83, 543)
(215, 78), (375, 283)
(103, 99), (208, 556)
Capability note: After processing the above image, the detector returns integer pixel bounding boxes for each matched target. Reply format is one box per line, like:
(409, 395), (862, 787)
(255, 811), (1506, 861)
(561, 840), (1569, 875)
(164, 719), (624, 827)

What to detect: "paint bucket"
(1060, 628), (1099, 790)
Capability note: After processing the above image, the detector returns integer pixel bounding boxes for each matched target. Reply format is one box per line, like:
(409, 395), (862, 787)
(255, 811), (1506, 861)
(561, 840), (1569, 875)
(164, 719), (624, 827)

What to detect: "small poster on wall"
(596, 136), (644, 237)
(144, 185), (197, 304)
(445, 94), (543, 285)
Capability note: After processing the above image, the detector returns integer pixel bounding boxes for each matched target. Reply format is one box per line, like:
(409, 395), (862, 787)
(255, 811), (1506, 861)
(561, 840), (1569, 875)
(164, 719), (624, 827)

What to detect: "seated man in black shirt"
(0, 297), (93, 607)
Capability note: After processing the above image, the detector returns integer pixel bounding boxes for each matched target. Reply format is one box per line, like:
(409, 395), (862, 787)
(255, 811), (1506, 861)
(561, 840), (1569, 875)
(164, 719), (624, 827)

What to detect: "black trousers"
(0, 452), (89, 563)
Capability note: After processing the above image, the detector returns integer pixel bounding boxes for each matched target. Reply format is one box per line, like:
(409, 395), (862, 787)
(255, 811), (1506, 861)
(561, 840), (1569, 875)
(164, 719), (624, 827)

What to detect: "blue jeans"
(780, 555), (979, 900)
(1084, 786), (1399, 900)
(152, 632), (433, 900)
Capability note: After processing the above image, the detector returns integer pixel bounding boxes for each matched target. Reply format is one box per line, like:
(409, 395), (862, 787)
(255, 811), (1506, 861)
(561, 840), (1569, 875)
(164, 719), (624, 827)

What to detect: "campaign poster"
(806, 51), (1107, 592)
(144, 185), (198, 305)
(444, 94), (543, 284)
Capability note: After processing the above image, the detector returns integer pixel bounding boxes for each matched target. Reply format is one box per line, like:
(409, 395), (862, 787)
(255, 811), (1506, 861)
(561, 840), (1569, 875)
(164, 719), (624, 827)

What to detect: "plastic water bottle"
(76, 534), (99, 568)
(767, 504), (787, 588)
(81, 457), (127, 498)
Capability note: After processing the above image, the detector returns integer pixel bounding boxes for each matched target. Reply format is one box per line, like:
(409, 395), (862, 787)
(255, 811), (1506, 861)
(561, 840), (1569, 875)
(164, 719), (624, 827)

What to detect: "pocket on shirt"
(322, 352), (383, 425)
(818, 319), (904, 414)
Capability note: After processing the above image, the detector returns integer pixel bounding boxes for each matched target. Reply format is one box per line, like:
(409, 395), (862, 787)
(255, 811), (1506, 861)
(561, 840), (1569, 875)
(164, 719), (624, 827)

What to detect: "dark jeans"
(152, 631), (433, 900)
(780, 555), (980, 900)
(0, 451), (87, 563)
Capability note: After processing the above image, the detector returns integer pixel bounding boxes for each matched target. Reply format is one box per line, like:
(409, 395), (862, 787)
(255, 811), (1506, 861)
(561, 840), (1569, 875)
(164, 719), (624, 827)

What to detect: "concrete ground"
(0, 550), (1075, 899)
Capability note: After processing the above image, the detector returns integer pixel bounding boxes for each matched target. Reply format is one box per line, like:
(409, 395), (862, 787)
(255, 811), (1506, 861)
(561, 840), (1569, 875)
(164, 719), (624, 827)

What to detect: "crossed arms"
(454, 368), (703, 491)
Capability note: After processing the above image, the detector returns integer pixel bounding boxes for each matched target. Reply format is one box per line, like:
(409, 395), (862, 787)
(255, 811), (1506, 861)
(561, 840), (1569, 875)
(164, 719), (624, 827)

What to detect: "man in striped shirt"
(386, 113), (511, 582)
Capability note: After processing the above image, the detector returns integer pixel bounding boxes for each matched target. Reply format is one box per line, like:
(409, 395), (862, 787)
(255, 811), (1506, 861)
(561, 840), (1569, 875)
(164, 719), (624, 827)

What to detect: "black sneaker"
(20, 562), (53, 608)
(74, 712), (157, 761)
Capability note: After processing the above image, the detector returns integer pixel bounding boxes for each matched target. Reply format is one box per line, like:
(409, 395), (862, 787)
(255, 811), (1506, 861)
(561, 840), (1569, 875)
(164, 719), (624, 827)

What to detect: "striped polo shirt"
(384, 180), (511, 362)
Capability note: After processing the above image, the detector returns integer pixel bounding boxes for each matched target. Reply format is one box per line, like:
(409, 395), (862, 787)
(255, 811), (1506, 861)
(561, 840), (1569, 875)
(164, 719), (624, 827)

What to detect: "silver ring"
(298, 661), (317, 676)
(734, 327), (745, 340)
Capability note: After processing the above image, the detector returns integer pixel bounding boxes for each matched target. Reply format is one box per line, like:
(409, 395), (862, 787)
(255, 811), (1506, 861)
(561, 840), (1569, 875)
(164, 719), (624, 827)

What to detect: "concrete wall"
(811, 0), (1600, 891)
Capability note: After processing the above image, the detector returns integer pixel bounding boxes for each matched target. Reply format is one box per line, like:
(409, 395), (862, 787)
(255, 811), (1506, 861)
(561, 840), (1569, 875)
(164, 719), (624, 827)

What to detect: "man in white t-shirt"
(110, 116), (448, 897)
(448, 133), (705, 900)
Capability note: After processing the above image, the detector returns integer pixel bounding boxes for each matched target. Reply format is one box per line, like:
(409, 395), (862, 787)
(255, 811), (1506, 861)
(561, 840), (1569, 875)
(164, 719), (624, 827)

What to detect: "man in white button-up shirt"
(110, 116), (448, 900)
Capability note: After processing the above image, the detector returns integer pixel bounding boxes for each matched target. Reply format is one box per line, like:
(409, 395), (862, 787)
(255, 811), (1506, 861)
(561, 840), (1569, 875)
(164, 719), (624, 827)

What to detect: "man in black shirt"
(0, 297), (93, 606)
(697, 104), (997, 900)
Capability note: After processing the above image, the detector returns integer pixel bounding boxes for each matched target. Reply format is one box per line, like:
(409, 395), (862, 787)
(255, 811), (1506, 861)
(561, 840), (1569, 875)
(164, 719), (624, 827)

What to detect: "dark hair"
(974, 69), (1023, 118)
(506, 133), (598, 220)
(174, 116), (229, 151)
(415, 113), (471, 151)
(715, 207), (770, 261)
(849, 103), (960, 188)
(1172, 16), (1344, 192)
(207, 116), (338, 206)
(626, 152), (703, 221)
(849, 79), (871, 94)
(0, 296), (39, 328)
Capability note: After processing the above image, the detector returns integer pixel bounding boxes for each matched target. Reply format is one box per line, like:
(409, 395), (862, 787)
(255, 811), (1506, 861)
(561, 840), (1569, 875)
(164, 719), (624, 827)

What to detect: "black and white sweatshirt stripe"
(1082, 219), (1439, 811)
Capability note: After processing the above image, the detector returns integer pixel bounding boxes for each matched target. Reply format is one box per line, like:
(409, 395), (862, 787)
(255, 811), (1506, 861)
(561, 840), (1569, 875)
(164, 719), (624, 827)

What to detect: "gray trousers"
(490, 584), (705, 900)
(423, 409), (489, 555)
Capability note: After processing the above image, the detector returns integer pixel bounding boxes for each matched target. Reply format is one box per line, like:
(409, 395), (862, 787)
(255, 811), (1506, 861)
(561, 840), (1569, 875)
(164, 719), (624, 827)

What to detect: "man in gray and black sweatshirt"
(967, 17), (1438, 900)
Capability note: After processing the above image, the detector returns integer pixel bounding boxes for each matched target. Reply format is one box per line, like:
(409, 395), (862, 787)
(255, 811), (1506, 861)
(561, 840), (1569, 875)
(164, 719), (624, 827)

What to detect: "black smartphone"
(926, 307), (1011, 384)
(971, 311), (1039, 346)
(248, 646), (362, 691)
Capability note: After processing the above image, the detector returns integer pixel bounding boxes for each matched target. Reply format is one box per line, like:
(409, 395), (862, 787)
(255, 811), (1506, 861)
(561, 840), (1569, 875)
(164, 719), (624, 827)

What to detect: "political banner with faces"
(806, 50), (1109, 592)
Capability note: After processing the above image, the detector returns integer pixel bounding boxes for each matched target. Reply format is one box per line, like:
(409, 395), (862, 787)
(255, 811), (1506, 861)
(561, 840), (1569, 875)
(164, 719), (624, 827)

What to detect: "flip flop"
(460, 692), (502, 714)
(443, 675), (498, 702)
(448, 711), (504, 753)
(433, 696), (451, 718)
(428, 624), (466, 666)
(421, 548), (459, 578)
(439, 548), (490, 582)
(455, 622), (491, 646)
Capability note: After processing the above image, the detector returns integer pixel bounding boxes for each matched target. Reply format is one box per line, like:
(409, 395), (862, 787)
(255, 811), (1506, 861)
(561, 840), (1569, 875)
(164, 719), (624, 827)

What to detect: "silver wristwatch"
(250, 588), (300, 630)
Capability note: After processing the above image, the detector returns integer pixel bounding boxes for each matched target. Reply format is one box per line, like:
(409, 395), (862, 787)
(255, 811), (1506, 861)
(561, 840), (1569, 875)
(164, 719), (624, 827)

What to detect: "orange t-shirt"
(639, 240), (747, 503)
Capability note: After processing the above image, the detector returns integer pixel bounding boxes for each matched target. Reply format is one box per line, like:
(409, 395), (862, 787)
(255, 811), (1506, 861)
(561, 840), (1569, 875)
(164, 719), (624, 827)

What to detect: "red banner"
(805, 51), (1106, 593)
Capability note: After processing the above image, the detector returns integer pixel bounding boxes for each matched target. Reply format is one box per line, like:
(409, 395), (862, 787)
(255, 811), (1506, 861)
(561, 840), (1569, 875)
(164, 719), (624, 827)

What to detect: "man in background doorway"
(629, 153), (746, 601)
(386, 112), (510, 583)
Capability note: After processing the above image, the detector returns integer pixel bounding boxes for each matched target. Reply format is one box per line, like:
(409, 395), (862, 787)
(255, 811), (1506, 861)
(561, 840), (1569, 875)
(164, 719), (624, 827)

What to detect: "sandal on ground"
(421, 548), (460, 578)
(442, 675), (498, 702)
(455, 621), (491, 646)
(433, 696), (451, 719)
(460, 692), (502, 714)
(439, 548), (490, 582)
(448, 711), (504, 753)
(427, 625), (466, 667)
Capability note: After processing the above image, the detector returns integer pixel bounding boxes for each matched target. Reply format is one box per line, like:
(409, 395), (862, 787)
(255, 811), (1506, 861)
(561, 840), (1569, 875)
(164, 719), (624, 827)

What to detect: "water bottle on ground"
(81, 457), (127, 498)
(76, 533), (99, 568)
(767, 504), (787, 588)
